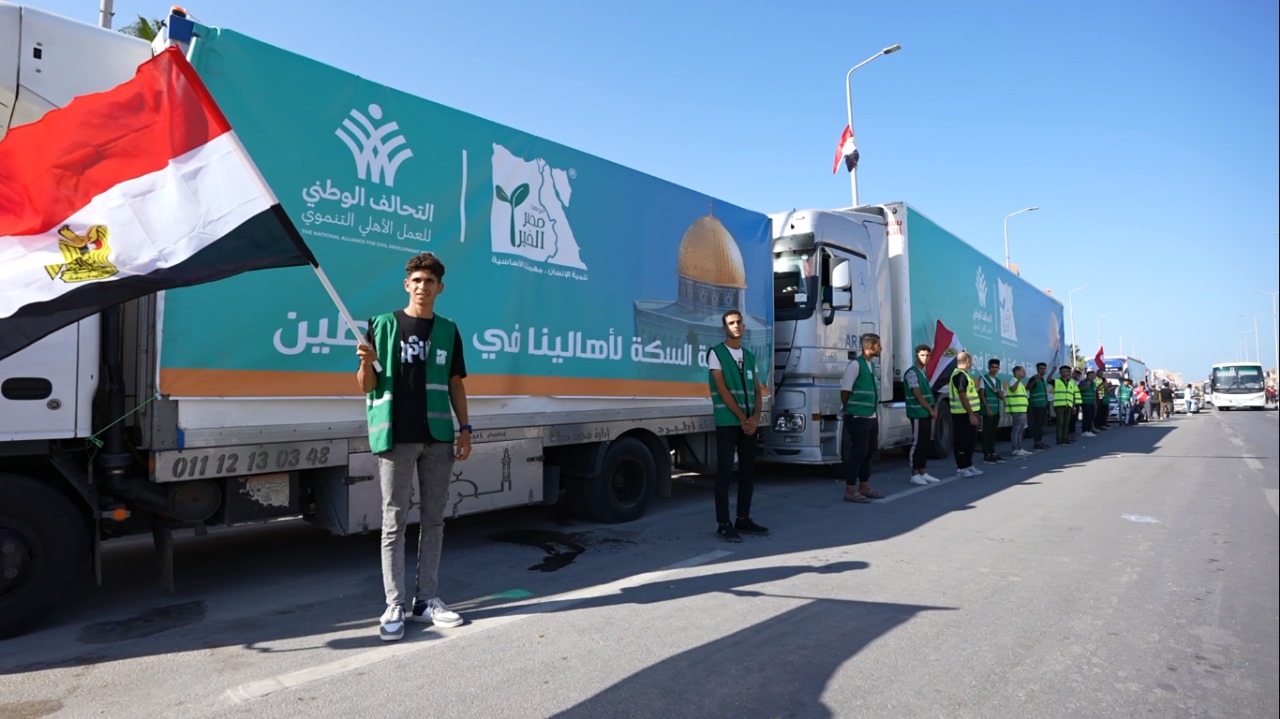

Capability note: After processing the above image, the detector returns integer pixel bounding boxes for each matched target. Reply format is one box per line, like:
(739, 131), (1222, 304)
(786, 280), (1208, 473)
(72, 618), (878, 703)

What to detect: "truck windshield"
(1212, 364), (1265, 393)
(773, 250), (816, 320)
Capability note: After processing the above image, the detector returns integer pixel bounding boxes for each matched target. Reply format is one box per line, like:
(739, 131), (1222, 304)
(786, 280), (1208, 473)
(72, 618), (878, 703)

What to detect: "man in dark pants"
(1053, 365), (1076, 445)
(840, 334), (885, 502)
(707, 310), (768, 542)
(950, 352), (982, 478)
(979, 358), (1006, 463)
(1027, 362), (1051, 450)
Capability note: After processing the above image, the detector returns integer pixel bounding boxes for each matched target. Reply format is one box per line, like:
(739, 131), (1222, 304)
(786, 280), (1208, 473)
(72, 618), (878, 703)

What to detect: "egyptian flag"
(1095, 346), (1106, 371)
(925, 320), (965, 393)
(0, 46), (316, 362)
(832, 124), (859, 173)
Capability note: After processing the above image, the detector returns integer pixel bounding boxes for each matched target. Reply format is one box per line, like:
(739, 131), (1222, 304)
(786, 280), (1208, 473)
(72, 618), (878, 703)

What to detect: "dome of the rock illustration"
(676, 216), (745, 289)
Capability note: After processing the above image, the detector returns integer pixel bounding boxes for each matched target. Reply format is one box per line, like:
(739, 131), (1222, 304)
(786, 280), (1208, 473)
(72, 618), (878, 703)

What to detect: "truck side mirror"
(829, 260), (852, 311)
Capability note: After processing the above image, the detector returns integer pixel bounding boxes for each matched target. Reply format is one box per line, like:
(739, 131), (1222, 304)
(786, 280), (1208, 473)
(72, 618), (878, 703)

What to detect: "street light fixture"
(1068, 285), (1088, 368)
(1003, 206), (1038, 270)
(844, 44), (901, 207)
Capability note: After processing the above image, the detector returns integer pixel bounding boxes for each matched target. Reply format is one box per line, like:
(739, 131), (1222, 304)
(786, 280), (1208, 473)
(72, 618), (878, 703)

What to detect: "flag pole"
(310, 264), (381, 372)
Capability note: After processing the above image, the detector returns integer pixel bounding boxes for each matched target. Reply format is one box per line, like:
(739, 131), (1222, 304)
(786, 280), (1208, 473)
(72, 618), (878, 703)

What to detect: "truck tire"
(932, 403), (953, 459)
(583, 438), (656, 524)
(0, 475), (90, 638)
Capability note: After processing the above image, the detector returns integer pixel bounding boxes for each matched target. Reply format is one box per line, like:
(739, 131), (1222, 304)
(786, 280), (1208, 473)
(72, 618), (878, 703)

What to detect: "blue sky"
(30, 0), (1280, 380)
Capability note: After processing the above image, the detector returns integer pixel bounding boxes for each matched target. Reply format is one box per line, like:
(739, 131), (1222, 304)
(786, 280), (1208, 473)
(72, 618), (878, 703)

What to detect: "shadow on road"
(0, 419), (1184, 677)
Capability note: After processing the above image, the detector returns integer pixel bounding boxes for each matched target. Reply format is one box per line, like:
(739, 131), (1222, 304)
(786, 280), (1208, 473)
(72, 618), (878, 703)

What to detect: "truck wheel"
(932, 405), (953, 459)
(0, 475), (89, 638)
(583, 438), (656, 524)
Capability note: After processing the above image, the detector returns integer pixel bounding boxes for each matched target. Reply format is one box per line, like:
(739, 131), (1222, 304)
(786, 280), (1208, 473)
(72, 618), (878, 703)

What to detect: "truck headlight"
(773, 413), (806, 432)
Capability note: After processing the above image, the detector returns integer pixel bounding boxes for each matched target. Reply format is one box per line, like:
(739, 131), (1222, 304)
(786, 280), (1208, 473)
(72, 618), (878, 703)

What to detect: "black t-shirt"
(366, 311), (466, 443)
(1159, 387), (1174, 402)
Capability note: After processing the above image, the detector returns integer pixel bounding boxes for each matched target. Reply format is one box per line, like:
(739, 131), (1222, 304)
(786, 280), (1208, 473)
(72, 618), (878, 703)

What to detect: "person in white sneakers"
(357, 253), (470, 641)
(1006, 365), (1031, 457)
(949, 353), (983, 478)
(904, 344), (941, 485)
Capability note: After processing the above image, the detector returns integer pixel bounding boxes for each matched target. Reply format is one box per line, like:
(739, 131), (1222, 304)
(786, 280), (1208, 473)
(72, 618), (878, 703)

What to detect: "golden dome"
(676, 216), (745, 288)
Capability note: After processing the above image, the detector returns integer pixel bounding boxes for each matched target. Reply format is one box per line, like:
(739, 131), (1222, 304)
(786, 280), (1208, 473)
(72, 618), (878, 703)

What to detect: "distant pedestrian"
(979, 358), (1006, 463)
(1159, 382), (1175, 419)
(1185, 384), (1195, 414)
(1027, 362), (1051, 450)
(950, 352), (983, 477)
(1070, 369), (1083, 440)
(840, 334), (886, 502)
(1053, 365), (1076, 445)
(707, 310), (768, 542)
(1006, 366), (1030, 457)
(1118, 378), (1134, 426)
(904, 343), (941, 485)
(1079, 369), (1098, 437)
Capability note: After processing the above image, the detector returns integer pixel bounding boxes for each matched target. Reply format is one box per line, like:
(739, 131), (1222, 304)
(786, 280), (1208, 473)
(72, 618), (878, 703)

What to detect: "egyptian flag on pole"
(832, 124), (859, 173)
(1095, 346), (1106, 371)
(924, 320), (965, 393)
(0, 46), (316, 362)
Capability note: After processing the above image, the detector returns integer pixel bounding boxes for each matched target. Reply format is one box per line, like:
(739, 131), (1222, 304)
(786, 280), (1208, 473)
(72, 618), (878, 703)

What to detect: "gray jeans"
(378, 441), (454, 608)
(1009, 412), (1028, 453)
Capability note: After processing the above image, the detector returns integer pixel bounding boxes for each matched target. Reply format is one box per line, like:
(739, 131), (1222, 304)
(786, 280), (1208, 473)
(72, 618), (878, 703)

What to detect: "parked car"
(1174, 389), (1201, 414)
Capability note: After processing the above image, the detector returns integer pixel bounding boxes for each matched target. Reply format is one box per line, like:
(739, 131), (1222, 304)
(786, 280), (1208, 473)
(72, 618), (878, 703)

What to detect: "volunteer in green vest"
(1079, 369), (1099, 437)
(978, 358), (1006, 463)
(1006, 365), (1031, 457)
(1027, 362), (1051, 450)
(357, 252), (471, 642)
(1069, 369), (1084, 440)
(950, 352), (983, 478)
(840, 333), (886, 502)
(905, 343), (941, 486)
(1118, 378), (1134, 426)
(707, 310), (768, 543)
(1053, 365), (1076, 445)
(1096, 375), (1112, 430)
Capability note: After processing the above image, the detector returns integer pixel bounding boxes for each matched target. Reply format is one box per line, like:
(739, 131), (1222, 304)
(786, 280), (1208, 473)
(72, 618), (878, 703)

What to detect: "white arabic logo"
(335, 104), (413, 187)
(975, 267), (988, 308)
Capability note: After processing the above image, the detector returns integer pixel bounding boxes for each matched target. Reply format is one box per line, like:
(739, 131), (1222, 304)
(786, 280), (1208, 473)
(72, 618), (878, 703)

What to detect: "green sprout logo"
(495, 183), (530, 247)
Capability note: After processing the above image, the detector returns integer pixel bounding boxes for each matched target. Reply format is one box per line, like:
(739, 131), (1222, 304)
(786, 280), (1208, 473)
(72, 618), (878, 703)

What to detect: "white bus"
(1208, 362), (1268, 410)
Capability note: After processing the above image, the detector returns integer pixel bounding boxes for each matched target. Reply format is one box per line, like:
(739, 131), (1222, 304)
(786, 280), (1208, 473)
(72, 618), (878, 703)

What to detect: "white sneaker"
(910, 475), (929, 486)
(379, 603), (405, 642)
(1082, 431), (1097, 437)
(956, 468), (970, 478)
(922, 473), (942, 483)
(968, 466), (984, 476)
(411, 597), (463, 628)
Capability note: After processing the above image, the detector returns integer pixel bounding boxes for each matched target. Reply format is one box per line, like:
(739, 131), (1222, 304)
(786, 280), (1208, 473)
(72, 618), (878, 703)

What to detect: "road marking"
(1245, 457), (1264, 471)
(222, 549), (732, 705)
(1266, 489), (1279, 517)
(1121, 514), (1160, 524)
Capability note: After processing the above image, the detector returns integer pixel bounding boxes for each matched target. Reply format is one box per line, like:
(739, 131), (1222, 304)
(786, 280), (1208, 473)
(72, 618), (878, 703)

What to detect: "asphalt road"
(2, 409), (1277, 719)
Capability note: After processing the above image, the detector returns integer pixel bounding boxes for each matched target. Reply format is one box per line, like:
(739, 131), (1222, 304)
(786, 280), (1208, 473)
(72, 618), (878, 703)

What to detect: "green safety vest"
(843, 357), (878, 417)
(950, 368), (979, 414)
(1119, 385), (1133, 403)
(365, 312), (458, 453)
(981, 374), (1003, 413)
(708, 344), (758, 427)
(904, 365), (934, 419)
(1006, 380), (1028, 414)
(1028, 375), (1049, 408)
(1079, 379), (1096, 403)
(1053, 378), (1075, 408)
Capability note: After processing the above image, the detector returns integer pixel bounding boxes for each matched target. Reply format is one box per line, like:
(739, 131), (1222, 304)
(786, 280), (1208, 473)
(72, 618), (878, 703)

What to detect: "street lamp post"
(1068, 285), (1088, 369)
(1255, 290), (1279, 380)
(1003, 206), (1038, 270)
(844, 44), (901, 207)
